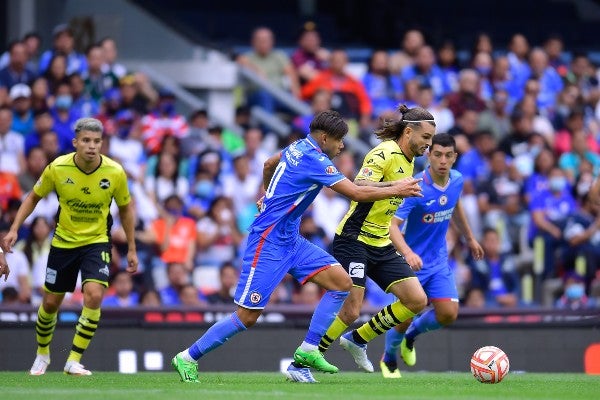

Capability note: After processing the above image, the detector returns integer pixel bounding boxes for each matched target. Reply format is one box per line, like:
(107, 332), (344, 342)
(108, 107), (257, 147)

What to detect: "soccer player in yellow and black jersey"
(294, 105), (436, 377)
(1, 118), (138, 376)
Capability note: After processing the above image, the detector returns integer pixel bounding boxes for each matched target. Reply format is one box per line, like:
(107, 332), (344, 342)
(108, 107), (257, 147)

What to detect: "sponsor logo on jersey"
(99, 179), (110, 189)
(64, 177), (75, 184)
(99, 265), (110, 276)
(250, 292), (262, 304)
(426, 199), (436, 206)
(360, 167), (373, 177)
(349, 262), (365, 278)
(422, 213), (434, 223)
(81, 186), (91, 195)
(66, 199), (103, 214)
(325, 165), (338, 174)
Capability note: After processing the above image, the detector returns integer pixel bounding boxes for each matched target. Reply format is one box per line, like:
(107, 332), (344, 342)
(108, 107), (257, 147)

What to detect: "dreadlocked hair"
(374, 104), (435, 141)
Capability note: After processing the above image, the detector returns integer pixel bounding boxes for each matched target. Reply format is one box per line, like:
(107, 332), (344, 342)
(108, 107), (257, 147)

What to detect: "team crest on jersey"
(325, 165), (338, 175)
(422, 213), (434, 223)
(361, 167), (373, 177)
(250, 292), (262, 304)
(99, 178), (110, 189)
(439, 195), (448, 206)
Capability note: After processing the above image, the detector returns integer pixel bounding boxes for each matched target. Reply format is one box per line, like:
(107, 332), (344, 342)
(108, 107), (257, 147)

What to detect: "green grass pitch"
(1, 371), (599, 400)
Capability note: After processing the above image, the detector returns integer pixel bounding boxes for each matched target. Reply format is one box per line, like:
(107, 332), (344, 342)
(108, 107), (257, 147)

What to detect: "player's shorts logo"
(99, 179), (110, 189)
(250, 292), (262, 304)
(439, 195), (448, 206)
(46, 268), (57, 284)
(348, 262), (365, 278)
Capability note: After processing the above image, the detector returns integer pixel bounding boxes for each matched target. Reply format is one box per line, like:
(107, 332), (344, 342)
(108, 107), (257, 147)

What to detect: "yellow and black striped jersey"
(33, 153), (131, 248)
(336, 140), (414, 247)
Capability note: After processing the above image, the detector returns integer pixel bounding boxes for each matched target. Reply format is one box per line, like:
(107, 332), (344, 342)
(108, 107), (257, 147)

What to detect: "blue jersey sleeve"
(395, 196), (417, 221)
(307, 155), (346, 187)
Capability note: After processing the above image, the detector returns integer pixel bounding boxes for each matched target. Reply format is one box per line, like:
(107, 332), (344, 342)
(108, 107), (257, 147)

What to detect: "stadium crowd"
(0, 22), (599, 310)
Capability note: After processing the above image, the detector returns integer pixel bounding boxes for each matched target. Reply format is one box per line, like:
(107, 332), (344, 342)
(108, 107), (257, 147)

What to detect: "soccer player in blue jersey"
(171, 110), (424, 383)
(380, 133), (484, 378)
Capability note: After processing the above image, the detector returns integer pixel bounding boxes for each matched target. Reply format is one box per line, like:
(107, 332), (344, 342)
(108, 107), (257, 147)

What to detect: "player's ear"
(72, 137), (77, 148)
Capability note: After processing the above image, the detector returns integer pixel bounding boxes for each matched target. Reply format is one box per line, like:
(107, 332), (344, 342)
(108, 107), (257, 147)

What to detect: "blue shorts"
(416, 262), (459, 302)
(234, 232), (339, 309)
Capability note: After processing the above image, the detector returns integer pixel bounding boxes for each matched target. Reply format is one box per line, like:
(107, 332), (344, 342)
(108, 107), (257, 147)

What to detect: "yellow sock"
(36, 305), (57, 356)
(67, 306), (101, 362)
(318, 316), (348, 353)
(356, 301), (415, 343)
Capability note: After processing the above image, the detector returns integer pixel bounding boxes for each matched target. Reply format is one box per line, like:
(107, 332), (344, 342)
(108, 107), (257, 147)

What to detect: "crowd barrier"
(0, 305), (598, 374)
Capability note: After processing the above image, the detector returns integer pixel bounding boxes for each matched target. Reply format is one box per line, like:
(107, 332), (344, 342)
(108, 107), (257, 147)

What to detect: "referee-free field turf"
(1, 371), (599, 400)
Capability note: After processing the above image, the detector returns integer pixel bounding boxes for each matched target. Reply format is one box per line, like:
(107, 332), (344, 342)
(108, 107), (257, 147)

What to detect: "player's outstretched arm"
(118, 202), (139, 273)
(331, 177), (423, 203)
(262, 153), (281, 191)
(452, 199), (484, 260)
(389, 216), (423, 270)
(0, 252), (10, 282)
(2, 191), (42, 252)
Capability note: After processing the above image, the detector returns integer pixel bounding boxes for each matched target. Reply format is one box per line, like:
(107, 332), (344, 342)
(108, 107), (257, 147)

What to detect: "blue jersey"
(250, 135), (346, 242)
(396, 168), (464, 270)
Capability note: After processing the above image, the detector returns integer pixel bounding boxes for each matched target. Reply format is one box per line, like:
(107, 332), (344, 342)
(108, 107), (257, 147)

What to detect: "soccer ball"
(470, 346), (510, 383)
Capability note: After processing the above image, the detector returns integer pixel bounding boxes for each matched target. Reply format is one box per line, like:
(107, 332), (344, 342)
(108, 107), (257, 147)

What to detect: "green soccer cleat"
(400, 338), (416, 367)
(380, 357), (401, 379)
(293, 347), (339, 373)
(171, 354), (199, 383)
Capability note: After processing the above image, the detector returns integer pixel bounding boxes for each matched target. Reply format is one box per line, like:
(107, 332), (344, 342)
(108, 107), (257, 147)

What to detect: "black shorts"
(332, 234), (415, 292)
(44, 243), (112, 293)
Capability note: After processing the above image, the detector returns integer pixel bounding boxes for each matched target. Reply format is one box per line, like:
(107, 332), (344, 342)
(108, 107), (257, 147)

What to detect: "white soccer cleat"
(339, 333), (374, 373)
(64, 360), (92, 376)
(29, 354), (50, 375)
(285, 363), (318, 383)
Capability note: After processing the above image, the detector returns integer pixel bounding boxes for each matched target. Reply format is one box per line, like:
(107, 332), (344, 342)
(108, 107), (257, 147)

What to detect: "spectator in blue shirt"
(38, 24), (87, 76)
(102, 271), (140, 307)
(401, 45), (451, 103)
(0, 41), (37, 90)
(468, 228), (520, 307)
(529, 167), (578, 279)
(528, 48), (563, 116)
(362, 50), (403, 117)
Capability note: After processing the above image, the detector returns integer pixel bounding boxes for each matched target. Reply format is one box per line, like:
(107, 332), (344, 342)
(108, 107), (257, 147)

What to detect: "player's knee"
(437, 310), (458, 326)
(338, 275), (353, 292)
(407, 292), (427, 314)
(236, 308), (261, 328)
(42, 299), (61, 313)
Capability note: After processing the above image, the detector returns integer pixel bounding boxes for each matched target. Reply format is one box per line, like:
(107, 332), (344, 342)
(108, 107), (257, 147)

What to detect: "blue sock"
(383, 328), (404, 363)
(188, 312), (247, 360)
(405, 309), (442, 343)
(303, 290), (348, 346)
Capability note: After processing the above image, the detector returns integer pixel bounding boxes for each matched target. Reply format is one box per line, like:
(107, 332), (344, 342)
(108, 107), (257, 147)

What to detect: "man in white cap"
(9, 83), (34, 135)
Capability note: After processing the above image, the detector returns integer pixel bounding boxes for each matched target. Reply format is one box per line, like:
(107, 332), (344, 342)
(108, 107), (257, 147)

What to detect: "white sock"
(299, 342), (318, 352)
(180, 349), (196, 362)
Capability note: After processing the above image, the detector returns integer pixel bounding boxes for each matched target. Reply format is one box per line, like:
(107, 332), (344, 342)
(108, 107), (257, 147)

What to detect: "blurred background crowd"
(0, 14), (599, 311)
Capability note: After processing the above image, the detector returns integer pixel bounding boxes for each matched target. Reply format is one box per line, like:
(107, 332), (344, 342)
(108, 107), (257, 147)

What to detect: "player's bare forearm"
(389, 219), (412, 255)
(118, 202), (137, 252)
(355, 179), (394, 188)
(4, 192), (42, 249)
(452, 199), (476, 242)
(453, 199), (484, 259)
(263, 153), (281, 190)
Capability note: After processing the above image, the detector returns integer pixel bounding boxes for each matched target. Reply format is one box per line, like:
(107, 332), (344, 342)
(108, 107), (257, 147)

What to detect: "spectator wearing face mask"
(555, 272), (595, 310)
(528, 167), (577, 279)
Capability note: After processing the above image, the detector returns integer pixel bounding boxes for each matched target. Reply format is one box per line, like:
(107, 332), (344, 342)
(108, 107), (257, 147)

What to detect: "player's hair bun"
(397, 104), (409, 120)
